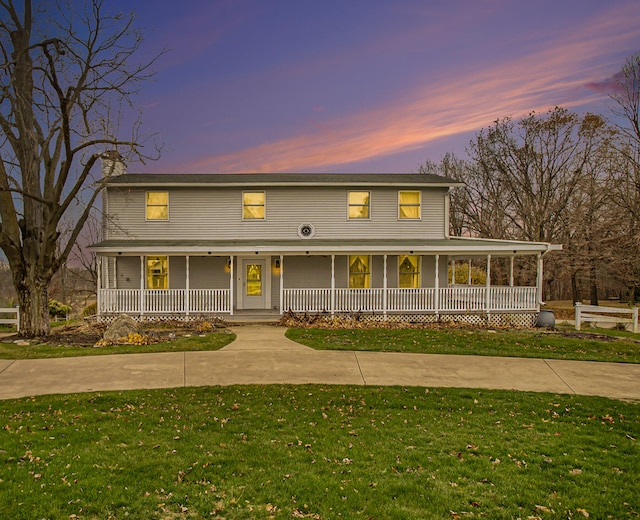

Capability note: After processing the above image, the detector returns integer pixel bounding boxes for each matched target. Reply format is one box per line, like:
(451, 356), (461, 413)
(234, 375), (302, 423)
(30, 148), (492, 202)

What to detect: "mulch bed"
(3, 320), (226, 347)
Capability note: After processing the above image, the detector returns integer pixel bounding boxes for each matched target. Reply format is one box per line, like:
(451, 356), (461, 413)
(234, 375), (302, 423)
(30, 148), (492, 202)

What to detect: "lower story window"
(398, 255), (420, 288)
(146, 256), (168, 289)
(349, 255), (371, 289)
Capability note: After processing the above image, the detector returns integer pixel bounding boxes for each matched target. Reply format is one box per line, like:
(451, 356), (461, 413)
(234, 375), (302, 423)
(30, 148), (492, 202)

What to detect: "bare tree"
(0, 0), (160, 335)
(418, 153), (475, 237)
(465, 108), (608, 243)
(608, 54), (640, 302)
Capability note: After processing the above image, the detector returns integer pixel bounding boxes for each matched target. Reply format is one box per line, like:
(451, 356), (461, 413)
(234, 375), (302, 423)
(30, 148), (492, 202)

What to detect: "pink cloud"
(585, 71), (625, 94)
(186, 3), (639, 173)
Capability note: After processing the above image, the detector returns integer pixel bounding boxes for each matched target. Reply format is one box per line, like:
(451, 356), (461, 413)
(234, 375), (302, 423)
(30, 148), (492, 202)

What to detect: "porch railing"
(98, 286), (537, 316)
(283, 286), (537, 314)
(99, 289), (231, 315)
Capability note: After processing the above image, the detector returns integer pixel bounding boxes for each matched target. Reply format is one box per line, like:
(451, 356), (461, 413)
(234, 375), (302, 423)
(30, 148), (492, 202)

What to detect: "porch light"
(274, 258), (281, 269)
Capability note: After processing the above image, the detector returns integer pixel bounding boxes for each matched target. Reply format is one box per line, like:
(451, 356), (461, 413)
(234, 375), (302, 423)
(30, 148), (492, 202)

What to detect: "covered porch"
(92, 238), (556, 321)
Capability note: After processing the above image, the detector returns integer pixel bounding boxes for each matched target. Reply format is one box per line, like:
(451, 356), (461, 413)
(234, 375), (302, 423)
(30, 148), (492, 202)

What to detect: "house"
(90, 156), (558, 325)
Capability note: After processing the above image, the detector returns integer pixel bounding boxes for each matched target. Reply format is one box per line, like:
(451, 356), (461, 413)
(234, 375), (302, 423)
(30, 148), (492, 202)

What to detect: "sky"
(109, 0), (640, 174)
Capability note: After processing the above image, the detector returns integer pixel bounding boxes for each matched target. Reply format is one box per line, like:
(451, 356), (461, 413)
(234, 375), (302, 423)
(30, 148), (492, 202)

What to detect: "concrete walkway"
(1, 325), (639, 401)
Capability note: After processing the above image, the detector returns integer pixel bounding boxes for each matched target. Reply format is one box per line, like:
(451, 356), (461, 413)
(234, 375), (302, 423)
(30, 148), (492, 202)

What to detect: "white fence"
(99, 289), (231, 315)
(282, 286), (537, 314)
(575, 303), (639, 333)
(0, 307), (19, 331)
(98, 286), (538, 316)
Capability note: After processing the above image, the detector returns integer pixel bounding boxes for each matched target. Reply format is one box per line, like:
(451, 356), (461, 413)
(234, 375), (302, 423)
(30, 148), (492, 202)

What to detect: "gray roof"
(106, 172), (464, 188)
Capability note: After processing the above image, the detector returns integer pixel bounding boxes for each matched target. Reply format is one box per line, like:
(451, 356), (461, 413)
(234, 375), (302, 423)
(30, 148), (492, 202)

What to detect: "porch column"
(185, 255), (190, 316)
(536, 253), (543, 310)
(279, 254), (284, 316)
(140, 256), (145, 316)
(97, 256), (102, 316)
(510, 256), (515, 286)
(331, 254), (335, 316)
(451, 259), (456, 286)
(229, 255), (234, 315)
(383, 254), (388, 318)
(434, 254), (440, 318)
(486, 254), (492, 315)
(468, 259), (472, 285)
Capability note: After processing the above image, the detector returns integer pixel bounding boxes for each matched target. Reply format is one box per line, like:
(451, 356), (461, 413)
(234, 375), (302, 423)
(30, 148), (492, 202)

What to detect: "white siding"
(106, 186), (448, 241)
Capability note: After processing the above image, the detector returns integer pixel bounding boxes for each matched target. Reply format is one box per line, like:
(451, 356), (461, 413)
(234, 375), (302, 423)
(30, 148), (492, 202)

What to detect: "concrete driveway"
(1, 325), (639, 401)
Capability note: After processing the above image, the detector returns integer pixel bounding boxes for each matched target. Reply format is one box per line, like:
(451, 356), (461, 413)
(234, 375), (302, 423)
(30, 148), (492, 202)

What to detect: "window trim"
(242, 190), (266, 220)
(348, 255), (371, 289)
(146, 255), (169, 290)
(398, 190), (421, 220)
(347, 190), (371, 220)
(145, 191), (169, 221)
(398, 254), (421, 289)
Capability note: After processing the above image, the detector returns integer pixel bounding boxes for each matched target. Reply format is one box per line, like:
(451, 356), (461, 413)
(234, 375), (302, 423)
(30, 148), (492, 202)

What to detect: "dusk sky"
(112, 0), (640, 174)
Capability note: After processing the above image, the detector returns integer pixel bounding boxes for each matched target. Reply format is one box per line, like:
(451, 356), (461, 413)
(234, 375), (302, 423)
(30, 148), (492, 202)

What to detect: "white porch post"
(279, 254), (284, 315)
(434, 254), (440, 318)
(383, 254), (388, 318)
(139, 256), (145, 316)
(331, 254), (336, 317)
(468, 258), (472, 285)
(229, 255), (234, 315)
(185, 255), (190, 316)
(486, 254), (492, 316)
(451, 259), (456, 286)
(97, 256), (102, 315)
(536, 253), (543, 311)
(509, 256), (515, 287)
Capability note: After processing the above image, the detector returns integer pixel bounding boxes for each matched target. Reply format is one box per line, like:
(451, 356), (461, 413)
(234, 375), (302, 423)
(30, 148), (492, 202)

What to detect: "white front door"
(242, 258), (267, 309)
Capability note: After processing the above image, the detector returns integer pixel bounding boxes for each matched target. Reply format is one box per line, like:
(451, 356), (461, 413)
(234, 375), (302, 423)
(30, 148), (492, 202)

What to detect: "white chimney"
(101, 150), (126, 177)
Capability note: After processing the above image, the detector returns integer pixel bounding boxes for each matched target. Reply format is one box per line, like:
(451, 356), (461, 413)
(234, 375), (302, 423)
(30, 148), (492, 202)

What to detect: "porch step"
(225, 310), (282, 324)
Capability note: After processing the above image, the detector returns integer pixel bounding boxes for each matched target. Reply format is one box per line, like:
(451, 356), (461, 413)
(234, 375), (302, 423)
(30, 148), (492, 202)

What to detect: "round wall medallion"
(297, 223), (315, 238)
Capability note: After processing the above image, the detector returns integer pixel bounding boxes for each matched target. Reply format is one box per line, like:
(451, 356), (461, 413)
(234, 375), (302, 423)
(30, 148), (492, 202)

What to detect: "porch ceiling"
(90, 237), (556, 256)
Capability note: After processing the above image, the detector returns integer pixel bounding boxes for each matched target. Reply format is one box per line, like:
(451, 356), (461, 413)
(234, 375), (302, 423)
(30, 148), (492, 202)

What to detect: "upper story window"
(243, 191), (265, 219)
(146, 256), (168, 289)
(348, 191), (370, 219)
(398, 255), (421, 288)
(398, 190), (421, 220)
(146, 191), (169, 220)
(349, 255), (371, 289)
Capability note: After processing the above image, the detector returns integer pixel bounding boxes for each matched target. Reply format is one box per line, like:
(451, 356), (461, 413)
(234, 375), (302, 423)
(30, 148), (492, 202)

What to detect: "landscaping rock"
(103, 314), (139, 342)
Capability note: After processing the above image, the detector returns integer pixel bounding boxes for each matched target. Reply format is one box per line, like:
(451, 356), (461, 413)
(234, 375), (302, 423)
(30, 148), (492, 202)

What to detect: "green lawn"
(286, 327), (640, 363)
(0, 385), (638, 519)
(0, 331), (235, 359)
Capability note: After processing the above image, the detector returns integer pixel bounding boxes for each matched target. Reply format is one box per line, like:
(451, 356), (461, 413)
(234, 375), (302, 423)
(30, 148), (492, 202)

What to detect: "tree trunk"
(571, 271), (580, 303)
(16, 273), (50, 336)
(589, 263), (599, 306)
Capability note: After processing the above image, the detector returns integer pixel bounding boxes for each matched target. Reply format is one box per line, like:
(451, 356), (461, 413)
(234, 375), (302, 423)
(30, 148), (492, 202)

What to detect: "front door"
(242, 259), (267, 309)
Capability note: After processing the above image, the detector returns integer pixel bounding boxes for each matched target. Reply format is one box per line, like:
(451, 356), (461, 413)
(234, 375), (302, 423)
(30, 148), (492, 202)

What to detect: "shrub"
(49, 299), (72, 318)
(82, 302), (97, 317)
